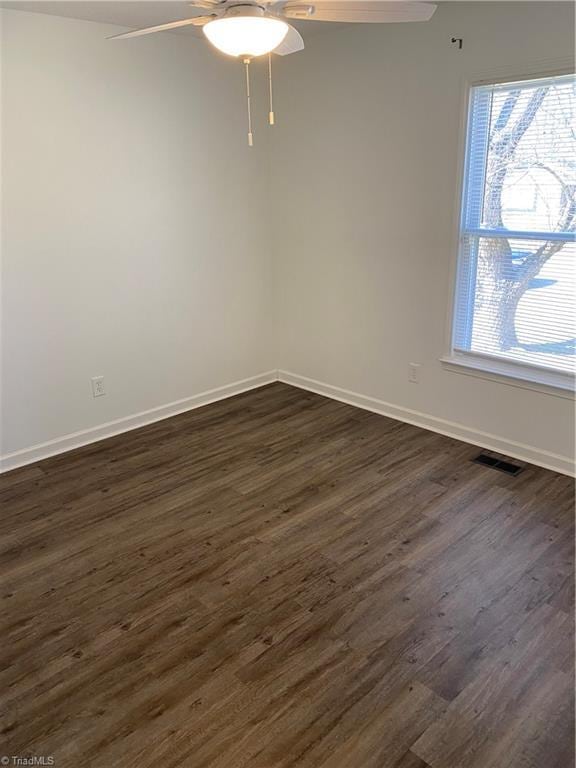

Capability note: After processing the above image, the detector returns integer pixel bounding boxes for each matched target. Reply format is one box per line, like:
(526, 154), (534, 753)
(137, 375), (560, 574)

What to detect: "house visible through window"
(450, 73), (575, 390)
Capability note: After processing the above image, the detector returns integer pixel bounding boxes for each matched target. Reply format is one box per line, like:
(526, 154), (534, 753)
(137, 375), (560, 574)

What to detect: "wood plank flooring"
(1, 382), (574, 767)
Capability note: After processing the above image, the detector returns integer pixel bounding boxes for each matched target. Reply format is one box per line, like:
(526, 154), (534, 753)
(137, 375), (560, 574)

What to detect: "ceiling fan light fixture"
(203, 15), (289, 57)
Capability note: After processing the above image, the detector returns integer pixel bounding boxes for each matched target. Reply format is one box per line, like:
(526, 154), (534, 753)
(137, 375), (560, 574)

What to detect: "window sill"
(441, 355), (575, 400)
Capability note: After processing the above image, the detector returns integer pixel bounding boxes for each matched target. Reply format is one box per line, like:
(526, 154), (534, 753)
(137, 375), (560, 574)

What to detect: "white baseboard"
(278, 370), (575, 477)
(3, 368), (573, 477)
(0, 370), (278, 474)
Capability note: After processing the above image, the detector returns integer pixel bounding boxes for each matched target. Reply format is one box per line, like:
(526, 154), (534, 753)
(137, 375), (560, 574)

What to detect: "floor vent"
(472, 452), (524, 476)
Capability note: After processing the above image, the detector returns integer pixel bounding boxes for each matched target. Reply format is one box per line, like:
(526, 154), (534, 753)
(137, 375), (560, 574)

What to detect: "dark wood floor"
(1, 382), (574, 767)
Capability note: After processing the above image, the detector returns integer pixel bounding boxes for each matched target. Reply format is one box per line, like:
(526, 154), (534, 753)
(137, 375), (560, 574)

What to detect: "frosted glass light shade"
(203, 16), (289, 57)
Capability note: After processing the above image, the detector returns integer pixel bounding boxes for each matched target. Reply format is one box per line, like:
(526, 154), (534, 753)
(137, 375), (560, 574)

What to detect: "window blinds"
(453, 74), (576, 384)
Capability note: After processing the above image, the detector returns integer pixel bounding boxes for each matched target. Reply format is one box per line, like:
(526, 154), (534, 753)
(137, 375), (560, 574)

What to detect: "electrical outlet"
(408, 363), (421, 384)
(91, 376), (105, 397)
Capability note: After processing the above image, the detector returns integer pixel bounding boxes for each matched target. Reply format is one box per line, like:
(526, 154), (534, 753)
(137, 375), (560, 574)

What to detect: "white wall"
(1, 9), (275, 460)
(2, 4), (574, 474)
(271, 1), (575, 471)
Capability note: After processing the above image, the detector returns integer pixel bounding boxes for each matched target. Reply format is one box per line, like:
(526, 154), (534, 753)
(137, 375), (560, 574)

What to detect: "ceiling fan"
(110, 1), (437, 144)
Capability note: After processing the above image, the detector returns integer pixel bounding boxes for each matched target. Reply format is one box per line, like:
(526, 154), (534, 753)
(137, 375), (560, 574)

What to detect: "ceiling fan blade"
(189, 0), (223, 7)
(273, 4), (314, 19)
(273, 24), (305, 56)
(284, 1), (436, 23)
(108, 15), (215, 40)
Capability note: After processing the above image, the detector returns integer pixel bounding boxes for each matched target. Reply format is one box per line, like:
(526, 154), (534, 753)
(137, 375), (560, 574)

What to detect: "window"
(449, 73), (576, 392)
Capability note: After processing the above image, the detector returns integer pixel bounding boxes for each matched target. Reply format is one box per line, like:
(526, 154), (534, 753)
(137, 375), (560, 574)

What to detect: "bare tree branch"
(477, 84), (574, 351)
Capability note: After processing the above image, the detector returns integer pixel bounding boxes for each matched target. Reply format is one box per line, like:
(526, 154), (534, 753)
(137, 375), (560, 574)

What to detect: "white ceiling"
(1, 1), (569, 42)
(0, 1), (341, 38)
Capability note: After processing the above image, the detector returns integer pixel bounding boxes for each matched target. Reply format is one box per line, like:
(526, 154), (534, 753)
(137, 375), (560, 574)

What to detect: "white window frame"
(442, 62), (576, 400)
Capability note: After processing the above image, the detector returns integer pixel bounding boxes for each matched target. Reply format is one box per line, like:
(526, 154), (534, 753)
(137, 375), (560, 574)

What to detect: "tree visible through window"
(452, 73), (575, 387)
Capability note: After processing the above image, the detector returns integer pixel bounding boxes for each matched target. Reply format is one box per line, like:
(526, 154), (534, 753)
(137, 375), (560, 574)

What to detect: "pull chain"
(243, 57), (253, 147)
(268, 53), (275, 126)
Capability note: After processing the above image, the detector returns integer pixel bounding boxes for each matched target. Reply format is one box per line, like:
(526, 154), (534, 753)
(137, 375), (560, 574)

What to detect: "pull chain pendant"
(268, 53), (275, 125)
(243, 57), (253, 146)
